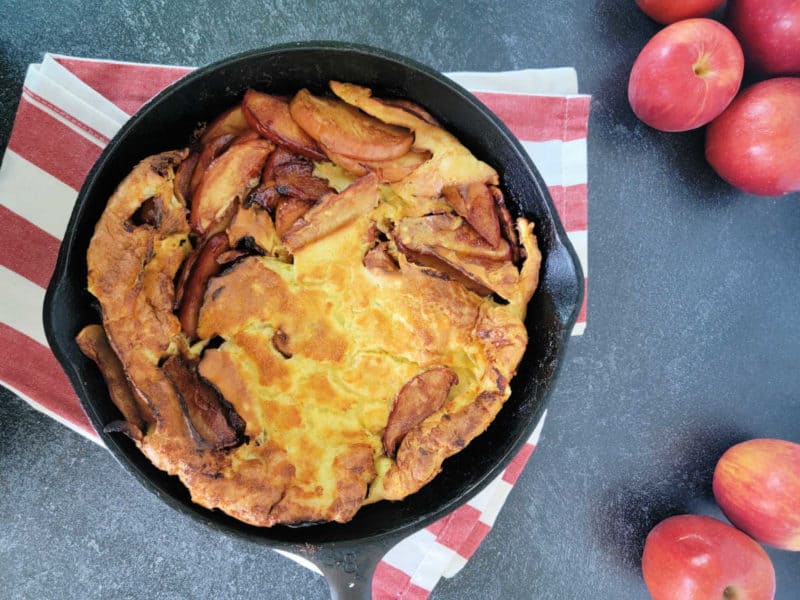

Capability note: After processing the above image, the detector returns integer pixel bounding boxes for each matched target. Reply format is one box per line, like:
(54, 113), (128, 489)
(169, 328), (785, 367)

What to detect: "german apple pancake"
(77, 81), (541, 526)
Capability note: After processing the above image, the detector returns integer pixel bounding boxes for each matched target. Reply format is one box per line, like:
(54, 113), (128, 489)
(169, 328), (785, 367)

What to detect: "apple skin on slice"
(190, 138), (273, 234)
(174, 151), (199, 207)
(161, 354), (245, 450)
(282, 173), (380, 251)
(190, 133), (237, 196)
(394, 213), (525, 300)
(289, 88), (414, 162)
(200, 104), (251, 144)
(378, 98), (440, 126)
(442, 183), (501, 248)
(76, 324), (152, 441)
(383, 367), (459, 458)
(262, 146), (313, 180)
(176, 232), (230, 340)
(242, 90), (325, 161)
(323, 145), (431, 183)
(274, 197), (314, 239)
(489, 185), (520, 263)
(227, 203), (279, 255)
(363, 243), (399, 273)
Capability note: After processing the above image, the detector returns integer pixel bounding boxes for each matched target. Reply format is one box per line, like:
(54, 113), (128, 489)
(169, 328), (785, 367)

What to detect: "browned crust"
(381, 391), (507, 500)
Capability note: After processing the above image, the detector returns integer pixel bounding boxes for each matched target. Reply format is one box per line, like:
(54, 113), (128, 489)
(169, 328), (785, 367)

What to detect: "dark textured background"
(1, 1), (799, 598)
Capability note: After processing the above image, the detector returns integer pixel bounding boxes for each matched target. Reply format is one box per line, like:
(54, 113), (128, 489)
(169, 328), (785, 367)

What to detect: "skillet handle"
(545, 240), (585, 331)
(300, 539), (392, 600)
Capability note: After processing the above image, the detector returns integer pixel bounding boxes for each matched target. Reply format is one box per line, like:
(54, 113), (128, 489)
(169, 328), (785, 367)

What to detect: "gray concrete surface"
(1, 1), (799, 598)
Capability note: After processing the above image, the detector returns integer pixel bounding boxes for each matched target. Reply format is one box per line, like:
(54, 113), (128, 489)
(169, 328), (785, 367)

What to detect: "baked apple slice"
(227, 203), (279, 255)
(229, 130), (263, 146)
(190, 138), (273, 234)
(274, 197), (314, 239)
(174, 151), (199, 207)
(378, 98), (440, 126)
(395, 242), (493, 297)
(262, 146), (313, 180)
(323, 146), (431, 183)
(398, 213), (511, 261)
(330, 81), (498, 199)
(76, 324), (151, 441)
(190, 133), (237, 195)
(176, 232), (230, 339)
(289, 89), (414, 162)
(282, 173), (380, 251)
(489, 185), (520, 264)
(200, 105), (250, 144)
(242, 90), (325, 161)
(395, 214), (519, 299)
(320, 145), (368, 176)
(275, 173), (333, 202)
(383, 367), (458, 457)
(363, 242), (399, 273)
(442, 182), (501, 248)
(161, 354), (245, 450)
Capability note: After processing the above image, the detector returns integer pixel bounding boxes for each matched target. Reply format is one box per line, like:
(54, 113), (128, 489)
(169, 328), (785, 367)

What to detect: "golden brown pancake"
(79, 82), (541, 526)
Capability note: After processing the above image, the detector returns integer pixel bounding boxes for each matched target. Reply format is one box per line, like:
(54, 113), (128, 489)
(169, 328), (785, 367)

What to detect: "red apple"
(642, 515), (776, 600)
(713, 438), (800, 551)
(628, 19), (744, 132)
(727, 0), (800, 76)
(705, 78), (800, 196)
(636, 0), (725, 25)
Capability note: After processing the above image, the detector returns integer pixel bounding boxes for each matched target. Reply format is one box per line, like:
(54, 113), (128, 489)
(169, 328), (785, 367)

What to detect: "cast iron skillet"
(43, 42), (583, 599)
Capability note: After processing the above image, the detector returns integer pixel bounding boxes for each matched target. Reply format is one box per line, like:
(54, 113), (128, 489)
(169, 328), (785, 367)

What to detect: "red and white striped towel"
(0, 53), (589, 599)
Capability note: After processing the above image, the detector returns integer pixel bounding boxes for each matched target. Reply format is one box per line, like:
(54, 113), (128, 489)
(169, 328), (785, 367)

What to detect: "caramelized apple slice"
(174, 151), (199, 207)
(248, 149), (331, 210)
(227, 203), (279, 254)
(177, 232), (229, 339)
(395, 214), (521, 300)
(383, 367), (458, 457)
(369, 150), (431, 183)
(200, 105), (250, 144)
(398, 214), (511, 261)
(283, 173), (380, 251)
(216, 249), (249, 265)
(442, 182), (501, 247)
(242, 90), (325, 160)
(489, 185), (520, 264)
(395, 242), (493, 297)
(330, 81), (498, 199)
(271, 328), (292, 358)
(129, 197), (162, 228)
(76, 324), (151, 441)
(274, 172), (333, 202)
(246, 184), (281, 212)
(274, 197), (313, 239)
(363, 243), (399, 272)
(190, 133), (236, 195)
(161, 355), (245, 450)
(289, 89), (414, 162)
(319, 145), (369, 176)
(229, 129), (263, 146)
(190, 138), (273, 234)
(173, 247), (199, 310)
(263, 147), (314, 180)
(323, 146), (431, 183)
(378, 98), (440, 126)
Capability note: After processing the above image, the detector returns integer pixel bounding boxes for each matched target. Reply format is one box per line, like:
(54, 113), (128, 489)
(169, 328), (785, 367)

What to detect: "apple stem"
(723, 586), (740, 600)
(693, 54), (712, 77)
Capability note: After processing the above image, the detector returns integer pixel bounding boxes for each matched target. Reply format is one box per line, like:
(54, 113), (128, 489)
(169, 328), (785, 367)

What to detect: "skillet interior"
(43, 42), (584, 549)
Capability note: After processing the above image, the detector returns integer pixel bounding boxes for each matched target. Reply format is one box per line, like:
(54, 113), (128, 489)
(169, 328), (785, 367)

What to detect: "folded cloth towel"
(0, 53), (589, 599)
